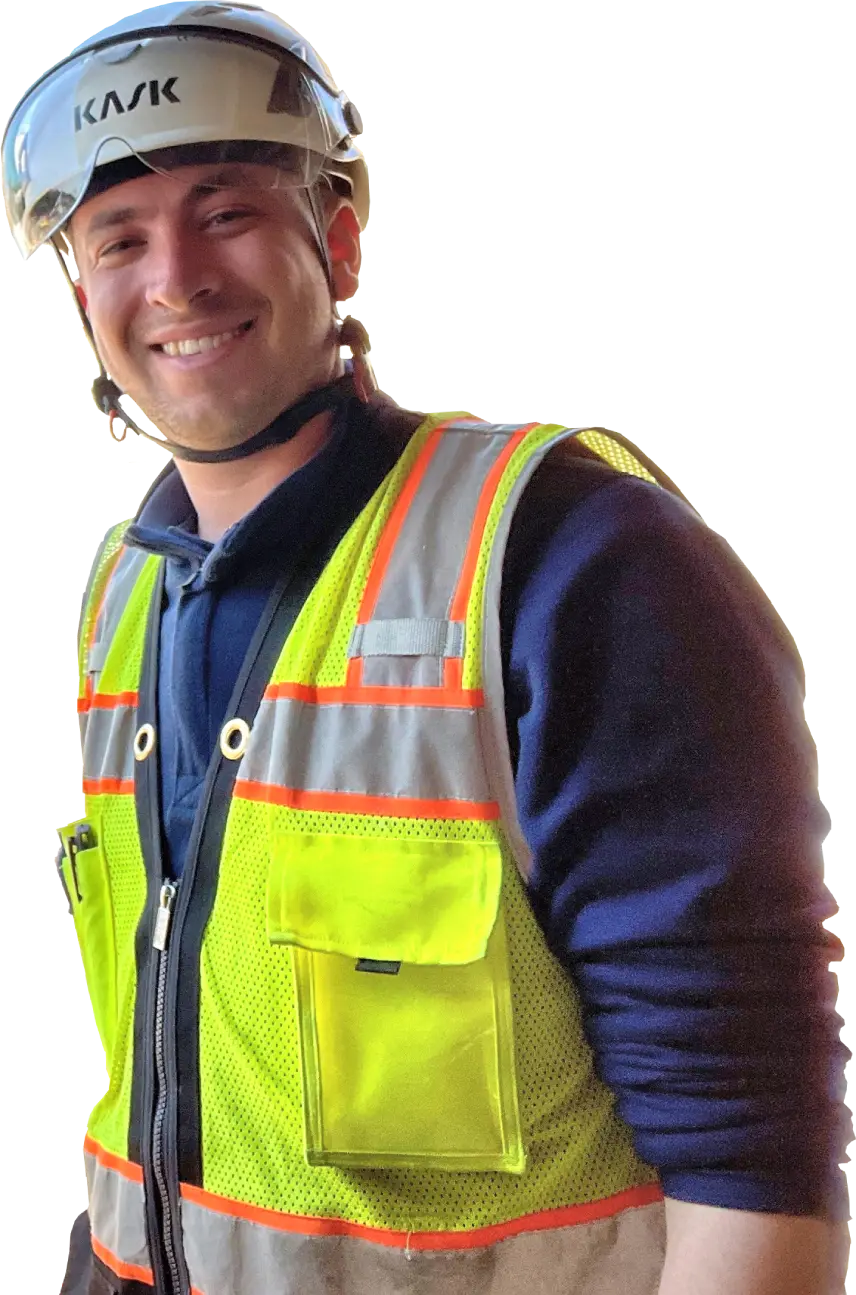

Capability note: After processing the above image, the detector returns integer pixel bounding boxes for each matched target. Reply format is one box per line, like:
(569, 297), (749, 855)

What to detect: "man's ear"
(74, 280), (88, 315)
(327, 203), (361, 302)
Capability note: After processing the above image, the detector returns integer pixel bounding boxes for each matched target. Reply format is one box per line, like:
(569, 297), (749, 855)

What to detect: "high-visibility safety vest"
(63, 414), (675, 1295)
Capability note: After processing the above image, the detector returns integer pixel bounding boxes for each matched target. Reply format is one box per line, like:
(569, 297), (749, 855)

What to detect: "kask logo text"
(74, 78), (180, 132)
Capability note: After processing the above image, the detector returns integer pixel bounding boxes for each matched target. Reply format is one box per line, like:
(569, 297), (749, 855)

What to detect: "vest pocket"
(57, 815), (117, 1063)
(268, 832), (525, 1173)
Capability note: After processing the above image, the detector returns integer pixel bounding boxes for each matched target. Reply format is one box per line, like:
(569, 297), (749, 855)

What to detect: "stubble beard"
(126, 369), (293, 453)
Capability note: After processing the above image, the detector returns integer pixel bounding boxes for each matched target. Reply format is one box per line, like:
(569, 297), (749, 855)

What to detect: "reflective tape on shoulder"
(88, 546), (151, 670)
(238, 696), (493, 805)
(358, 422), (533, 630)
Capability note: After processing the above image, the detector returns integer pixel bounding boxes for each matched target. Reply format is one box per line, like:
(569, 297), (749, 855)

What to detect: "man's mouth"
(153, 319), (255, 357)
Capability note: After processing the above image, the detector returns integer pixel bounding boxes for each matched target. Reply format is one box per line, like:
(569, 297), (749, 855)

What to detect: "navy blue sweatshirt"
(125, 394), (850, 1220)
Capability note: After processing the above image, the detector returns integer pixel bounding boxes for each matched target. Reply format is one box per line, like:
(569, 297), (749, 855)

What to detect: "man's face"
(71, 162), (350, 450)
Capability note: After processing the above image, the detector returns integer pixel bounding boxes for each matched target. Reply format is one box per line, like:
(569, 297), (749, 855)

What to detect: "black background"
(3, 5), (839, 1289)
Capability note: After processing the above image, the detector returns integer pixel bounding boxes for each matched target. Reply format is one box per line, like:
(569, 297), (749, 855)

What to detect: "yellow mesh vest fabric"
(577, 429), (658, 485)
(198, 418), (659, 1229)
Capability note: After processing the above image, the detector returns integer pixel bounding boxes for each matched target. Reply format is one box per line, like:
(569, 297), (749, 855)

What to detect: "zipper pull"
(152, 882), (178, 952)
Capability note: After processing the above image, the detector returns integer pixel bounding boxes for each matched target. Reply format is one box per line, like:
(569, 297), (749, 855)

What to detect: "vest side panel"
(76, 551), (159, 1161)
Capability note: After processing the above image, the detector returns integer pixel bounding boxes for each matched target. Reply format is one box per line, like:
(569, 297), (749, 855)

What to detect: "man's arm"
(660, 1199), (848, 1295)
(501, 458), (851, 1261)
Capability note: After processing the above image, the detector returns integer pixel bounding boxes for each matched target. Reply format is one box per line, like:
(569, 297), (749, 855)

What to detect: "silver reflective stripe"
(88, 546), (151, 673)
(361, 655), (446, 689)
(358, 423), (528, 691)
(82, 703), (137, 784)
(371, 424), (525, 626)
(348, 618), (465, 659)
(241, 697), (491, 802)
(84, 1146), (151, 1278)
(357, 427), (603, 694)
(87, 641), (111, 672)
(479, 429), (582, 884)
(182, 1194), (665, 1295)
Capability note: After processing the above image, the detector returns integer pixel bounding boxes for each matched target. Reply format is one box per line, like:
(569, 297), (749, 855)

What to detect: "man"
(3, 4), (849, 1294)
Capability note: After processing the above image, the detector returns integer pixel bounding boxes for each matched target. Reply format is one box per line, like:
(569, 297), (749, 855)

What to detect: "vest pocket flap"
(268, 832), (502, 965)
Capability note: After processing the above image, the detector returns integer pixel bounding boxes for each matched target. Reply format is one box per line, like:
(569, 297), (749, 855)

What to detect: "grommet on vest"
(339, 316), (377, 402)
(133, 723), (156, 762)
(220, 718), (251, 761)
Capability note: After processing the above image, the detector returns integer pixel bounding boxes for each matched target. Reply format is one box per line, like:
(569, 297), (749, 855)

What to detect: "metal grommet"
(220, 717), (251, 761)
(133, 723), (156, 762)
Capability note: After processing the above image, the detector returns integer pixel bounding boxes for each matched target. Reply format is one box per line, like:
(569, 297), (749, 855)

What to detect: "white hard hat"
(2, 2), (369, 258)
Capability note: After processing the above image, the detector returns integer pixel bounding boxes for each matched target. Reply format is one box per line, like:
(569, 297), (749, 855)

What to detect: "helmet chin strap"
(87, 367), (354, 463)
(50, 194), (377, 462)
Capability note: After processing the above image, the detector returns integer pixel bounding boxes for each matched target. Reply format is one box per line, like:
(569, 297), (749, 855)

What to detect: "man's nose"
(145, 230), (219, 311)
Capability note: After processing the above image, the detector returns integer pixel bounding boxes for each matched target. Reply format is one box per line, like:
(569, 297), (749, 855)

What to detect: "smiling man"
(3, 5), (850, 1295)
(68, 154), (362, 538)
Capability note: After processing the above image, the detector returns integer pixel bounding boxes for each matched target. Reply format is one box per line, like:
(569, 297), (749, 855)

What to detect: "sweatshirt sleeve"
(500, 455), (851, 1219)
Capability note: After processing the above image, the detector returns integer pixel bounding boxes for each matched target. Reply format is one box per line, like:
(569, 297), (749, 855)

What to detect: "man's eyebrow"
(82, 169), (257, 238)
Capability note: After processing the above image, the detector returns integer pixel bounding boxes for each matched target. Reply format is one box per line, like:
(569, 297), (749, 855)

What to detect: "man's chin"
(136, 396), (270, 455)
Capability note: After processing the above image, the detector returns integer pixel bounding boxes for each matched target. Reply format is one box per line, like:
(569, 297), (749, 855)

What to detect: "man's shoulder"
(367, 399), (699, 556)
(363, 391), (424, 454)
(522, 434), (638, 505)
(371, 398), (682, 496)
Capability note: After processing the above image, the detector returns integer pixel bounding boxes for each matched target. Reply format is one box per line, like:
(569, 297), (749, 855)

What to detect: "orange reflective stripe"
(84, 1134), (144, 1183)
(79, 676), (94, 712)
(443, 656), (464, 689)
(91, 1235), (154, 1286)
(90, 694), (138, 714)
(345, 655), (363, 688)
(180, 1181), (663, 1252)
(78, 690), (140, 714)
(234, 779), (500, 820)
(83, 777), (135, 796)
(448, 425), (533, 621)
(357, 422), (446, 624)
(264, 681), (484, 709)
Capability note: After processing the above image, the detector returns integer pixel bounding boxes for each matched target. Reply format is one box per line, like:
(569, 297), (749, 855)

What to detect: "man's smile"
(150, 318), (257, 359)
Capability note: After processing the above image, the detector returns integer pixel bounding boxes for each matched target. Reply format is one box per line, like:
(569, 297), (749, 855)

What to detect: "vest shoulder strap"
(545, 426), (695, 510)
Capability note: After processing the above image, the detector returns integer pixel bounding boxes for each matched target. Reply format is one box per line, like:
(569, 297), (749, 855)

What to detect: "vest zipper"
(151, 881), (181, 1295)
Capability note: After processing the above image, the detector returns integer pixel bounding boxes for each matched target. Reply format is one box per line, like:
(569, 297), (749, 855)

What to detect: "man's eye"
(206, 208), (253, 228)
(99, 238), (140, 259)
(97, 207), (248, 255)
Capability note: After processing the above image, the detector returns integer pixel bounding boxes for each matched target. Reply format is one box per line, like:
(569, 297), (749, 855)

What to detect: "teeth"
(161, 326), (246, 357)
